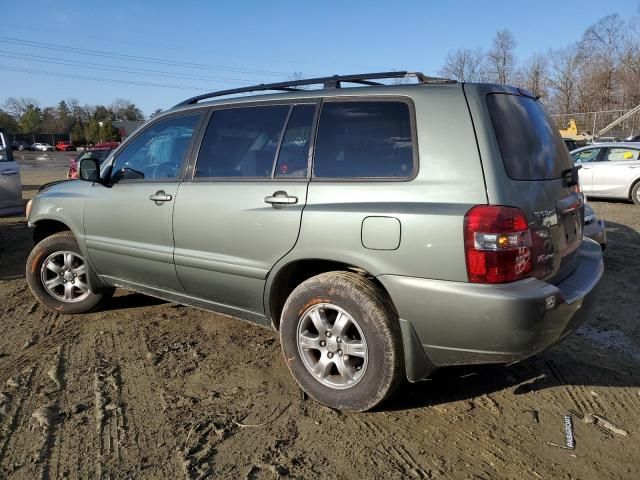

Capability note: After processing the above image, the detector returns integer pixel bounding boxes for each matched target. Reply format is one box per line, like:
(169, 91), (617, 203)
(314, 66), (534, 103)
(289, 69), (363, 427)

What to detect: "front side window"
(606, 148), (640, 162)
(195, 105), (290, 178)
(313, 101), (414, 178)
(572, 148), (602, 163)
(111, 113), (201, 181)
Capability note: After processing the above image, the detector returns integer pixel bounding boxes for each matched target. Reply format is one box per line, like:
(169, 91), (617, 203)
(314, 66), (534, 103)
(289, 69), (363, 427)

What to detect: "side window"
(195, 105), (289, 178)
(571, 149), (602, 163)
(111, 114), (201, 181)
(275, 104), (316, 177)
(0, 132), (11, 162)
(606, 148), (640, 162)
(313, 101), (414, 178)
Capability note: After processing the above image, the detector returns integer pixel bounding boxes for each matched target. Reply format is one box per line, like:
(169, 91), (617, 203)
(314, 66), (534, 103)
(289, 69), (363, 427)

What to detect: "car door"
(172, 102), (316, 318)
(0, 131), (23, 216)
(592, 147), (640, 197)
(83, 111), (204, 291)
(572, 147), (604, 194)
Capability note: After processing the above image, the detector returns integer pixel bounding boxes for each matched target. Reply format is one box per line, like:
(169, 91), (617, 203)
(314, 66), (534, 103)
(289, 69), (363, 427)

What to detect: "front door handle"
(264, 190), (298, 207)
(0, 169), (18, 176)
(581, 165), (593, 170)
(149, 190), (173, 205)
(627, 165), (640, 169)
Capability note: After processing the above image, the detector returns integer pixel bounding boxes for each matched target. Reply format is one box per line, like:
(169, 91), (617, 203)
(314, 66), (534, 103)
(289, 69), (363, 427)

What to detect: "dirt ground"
(1, 158), (639, 479)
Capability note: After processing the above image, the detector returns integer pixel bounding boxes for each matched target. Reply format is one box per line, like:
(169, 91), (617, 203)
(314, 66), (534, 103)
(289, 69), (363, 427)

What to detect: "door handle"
(581, 166), (593, 170)
(627, 165), (640, 169)
(0, 169), (18, 176)
(264, 190), (298, 207)
(149, 190), (173, 205)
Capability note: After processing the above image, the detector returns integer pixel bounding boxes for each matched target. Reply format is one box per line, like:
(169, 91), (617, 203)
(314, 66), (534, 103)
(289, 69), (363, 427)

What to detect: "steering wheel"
(151, 162), (177, 179)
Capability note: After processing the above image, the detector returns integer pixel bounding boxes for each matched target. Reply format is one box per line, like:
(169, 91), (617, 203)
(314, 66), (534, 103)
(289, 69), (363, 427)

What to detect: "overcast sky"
(1, 0), (638, 115)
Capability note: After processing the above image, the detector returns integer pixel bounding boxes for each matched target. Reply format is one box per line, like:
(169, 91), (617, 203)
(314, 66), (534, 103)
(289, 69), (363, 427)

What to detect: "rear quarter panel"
(271, 85), (487, 284)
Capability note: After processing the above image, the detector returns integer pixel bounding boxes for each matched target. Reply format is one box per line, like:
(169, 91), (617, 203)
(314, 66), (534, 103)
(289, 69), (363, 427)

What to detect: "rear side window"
(487, 94), (573, 180)
(607, 148), (640, 161)
(313, 101), (414, 178)
(0, 132), (12, 162)
(195, 105), (289, 178)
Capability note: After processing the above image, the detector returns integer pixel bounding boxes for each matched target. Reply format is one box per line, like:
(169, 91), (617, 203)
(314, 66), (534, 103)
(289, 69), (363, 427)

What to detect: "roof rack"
(173, 71), (454, 108)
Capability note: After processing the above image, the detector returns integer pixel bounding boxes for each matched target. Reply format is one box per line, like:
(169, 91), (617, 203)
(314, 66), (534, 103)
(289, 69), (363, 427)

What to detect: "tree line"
(0, 97), (147, 144)
(440, 13), (639, 115)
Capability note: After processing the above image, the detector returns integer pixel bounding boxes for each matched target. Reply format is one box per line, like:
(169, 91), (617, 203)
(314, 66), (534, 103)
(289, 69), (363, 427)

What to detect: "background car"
(593, 136), (620, 143)
(0, 130), (23, 216)
(584, 203), (606, 249)
(94, 141), (120, 149)
(68, 148), (112, 179)
(55, 141), (77, 151)
(571, 142), (640, 206)
(31, 143), (54, 151)
(11, 140), (30, 151)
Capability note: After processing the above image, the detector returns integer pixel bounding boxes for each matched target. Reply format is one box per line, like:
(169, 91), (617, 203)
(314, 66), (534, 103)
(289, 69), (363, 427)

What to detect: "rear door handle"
(264, 190), (298, 207)
(149, 190), (173, 204)
(0, 169), (18, 176)
(627, 165), (640, 169)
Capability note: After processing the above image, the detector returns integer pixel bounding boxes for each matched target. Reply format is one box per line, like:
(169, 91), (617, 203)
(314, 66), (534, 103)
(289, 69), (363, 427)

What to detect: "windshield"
(487, 93), (574, 180)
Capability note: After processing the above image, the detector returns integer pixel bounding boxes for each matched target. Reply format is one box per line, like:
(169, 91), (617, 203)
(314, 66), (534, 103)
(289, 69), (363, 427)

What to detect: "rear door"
(591, 146), (640, 197)
(0, 131), (23, 216)
(172, 102), (316, 316)
(571, 147), (605, 194)
(482, 90), (585, 281)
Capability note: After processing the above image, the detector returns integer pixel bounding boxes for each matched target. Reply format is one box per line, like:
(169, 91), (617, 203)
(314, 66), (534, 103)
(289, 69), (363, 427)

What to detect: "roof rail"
(173, 71), (454, 108)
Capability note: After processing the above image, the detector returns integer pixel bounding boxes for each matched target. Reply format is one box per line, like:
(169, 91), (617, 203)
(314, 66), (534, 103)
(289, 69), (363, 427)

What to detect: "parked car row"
(10, 141), (55, 152)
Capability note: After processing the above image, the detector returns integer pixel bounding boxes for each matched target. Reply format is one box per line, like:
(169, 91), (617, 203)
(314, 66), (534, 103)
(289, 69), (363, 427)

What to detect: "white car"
(31, 143), (54, 151)
(0, 130), (23, 216)
(571, 142), (640, 206)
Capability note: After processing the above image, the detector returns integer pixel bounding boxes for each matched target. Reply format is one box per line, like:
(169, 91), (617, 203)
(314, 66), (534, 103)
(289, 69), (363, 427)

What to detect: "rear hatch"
(481, 89), (583, 283)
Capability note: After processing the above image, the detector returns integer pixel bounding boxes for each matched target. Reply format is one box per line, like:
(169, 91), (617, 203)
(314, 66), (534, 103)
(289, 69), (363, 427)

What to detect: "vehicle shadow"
(0, 216), (30, 281)
(384, 217), (640, 411)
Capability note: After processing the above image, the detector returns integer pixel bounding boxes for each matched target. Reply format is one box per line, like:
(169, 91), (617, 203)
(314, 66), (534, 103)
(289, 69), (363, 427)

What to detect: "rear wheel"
(631, 181), (640, 207)
(26, 231), (113, 314)
(279, 271), (403, 411)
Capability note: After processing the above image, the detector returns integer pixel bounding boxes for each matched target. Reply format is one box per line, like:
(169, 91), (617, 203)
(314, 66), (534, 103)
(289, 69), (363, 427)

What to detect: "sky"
(1, 0), (638, 117)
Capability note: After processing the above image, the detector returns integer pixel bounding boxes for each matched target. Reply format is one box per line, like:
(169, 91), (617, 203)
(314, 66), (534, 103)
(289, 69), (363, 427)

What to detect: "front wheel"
(631, 182), (640, 207)
(280, 271), (404, 411)
(26, 231), (113, 314)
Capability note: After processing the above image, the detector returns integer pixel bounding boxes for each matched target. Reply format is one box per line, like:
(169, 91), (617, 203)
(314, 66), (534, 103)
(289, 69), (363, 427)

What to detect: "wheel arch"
(264, 258), (397, 332)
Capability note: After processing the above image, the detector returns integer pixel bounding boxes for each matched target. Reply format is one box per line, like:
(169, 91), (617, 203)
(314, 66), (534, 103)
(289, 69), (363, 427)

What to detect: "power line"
(0, 36), (298, 77)
(0, 65), (209, 90)
(0, 50), (258, 84)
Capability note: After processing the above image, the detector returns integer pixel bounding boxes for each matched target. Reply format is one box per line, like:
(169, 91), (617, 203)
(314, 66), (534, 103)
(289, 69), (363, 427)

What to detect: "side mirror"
(79, 158), (101, 182)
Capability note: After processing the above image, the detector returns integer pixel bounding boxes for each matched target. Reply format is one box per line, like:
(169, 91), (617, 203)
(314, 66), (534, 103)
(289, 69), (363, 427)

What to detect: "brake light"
(464, 205), (533, 283)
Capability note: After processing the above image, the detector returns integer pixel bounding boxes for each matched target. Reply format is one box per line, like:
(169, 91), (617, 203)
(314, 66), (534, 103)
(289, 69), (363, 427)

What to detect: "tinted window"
(195, 105), (289, 178)
(571, 148), (602, 163)
(275, 104), (315, 177)
(487, 94), (573, 180)
(313, 101), (414, 178)
(0, 132), (11, 162)
(111, 114), (201, 181)
(607, 148), (640, 161)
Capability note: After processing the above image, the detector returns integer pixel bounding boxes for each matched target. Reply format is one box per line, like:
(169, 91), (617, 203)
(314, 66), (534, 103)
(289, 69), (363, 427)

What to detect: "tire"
(631, 181), (640, 207)
(279, 271), (403, 411)
(26, 231), (113, 314)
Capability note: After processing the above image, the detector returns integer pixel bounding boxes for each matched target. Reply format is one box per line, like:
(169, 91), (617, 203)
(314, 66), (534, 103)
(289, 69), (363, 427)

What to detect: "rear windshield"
(487, 93), (573, 180)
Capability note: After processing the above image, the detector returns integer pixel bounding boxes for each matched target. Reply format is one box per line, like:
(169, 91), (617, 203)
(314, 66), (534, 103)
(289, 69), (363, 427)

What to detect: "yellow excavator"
(558, 119), (591, 141)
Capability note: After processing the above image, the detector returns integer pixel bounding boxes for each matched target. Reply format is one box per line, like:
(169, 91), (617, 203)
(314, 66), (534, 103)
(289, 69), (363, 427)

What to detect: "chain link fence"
(552, 108), (640, 140)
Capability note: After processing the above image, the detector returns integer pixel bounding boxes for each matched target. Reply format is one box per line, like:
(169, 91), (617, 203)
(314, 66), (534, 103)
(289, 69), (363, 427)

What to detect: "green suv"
(25, 72), (603, 411)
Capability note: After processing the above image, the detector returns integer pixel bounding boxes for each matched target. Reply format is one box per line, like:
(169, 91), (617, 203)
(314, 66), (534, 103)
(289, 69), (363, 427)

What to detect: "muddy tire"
(26, 231), (113, 314)
(279, 271), (403, 411)
(631, 181), (640, 207)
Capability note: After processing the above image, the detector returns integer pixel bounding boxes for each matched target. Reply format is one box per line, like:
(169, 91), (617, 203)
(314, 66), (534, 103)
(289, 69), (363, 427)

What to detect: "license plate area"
(560, 210), (582, 257)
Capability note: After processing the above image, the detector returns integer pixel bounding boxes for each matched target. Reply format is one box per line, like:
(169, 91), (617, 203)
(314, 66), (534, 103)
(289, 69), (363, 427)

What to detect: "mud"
(0, 166), (639, 479)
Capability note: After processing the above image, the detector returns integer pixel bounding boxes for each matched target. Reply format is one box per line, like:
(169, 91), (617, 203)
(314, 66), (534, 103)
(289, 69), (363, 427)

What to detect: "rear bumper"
(379, 239), (604, 381)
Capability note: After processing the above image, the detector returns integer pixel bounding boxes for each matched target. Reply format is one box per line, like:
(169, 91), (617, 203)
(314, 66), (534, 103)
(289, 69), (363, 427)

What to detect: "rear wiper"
(561, 165), (581, 187)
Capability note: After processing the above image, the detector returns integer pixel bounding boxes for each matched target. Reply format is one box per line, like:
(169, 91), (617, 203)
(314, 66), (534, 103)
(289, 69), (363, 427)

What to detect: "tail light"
(464, 205), (533, 283)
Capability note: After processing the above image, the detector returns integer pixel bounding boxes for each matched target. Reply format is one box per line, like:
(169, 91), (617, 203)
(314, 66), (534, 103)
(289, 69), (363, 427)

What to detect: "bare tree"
(439, 48), (484, 82)
(547, 46), (583, 114)
(515, 53), (549, 99)
(2, 97), (39, 119)
(487, 30), (516, 84)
